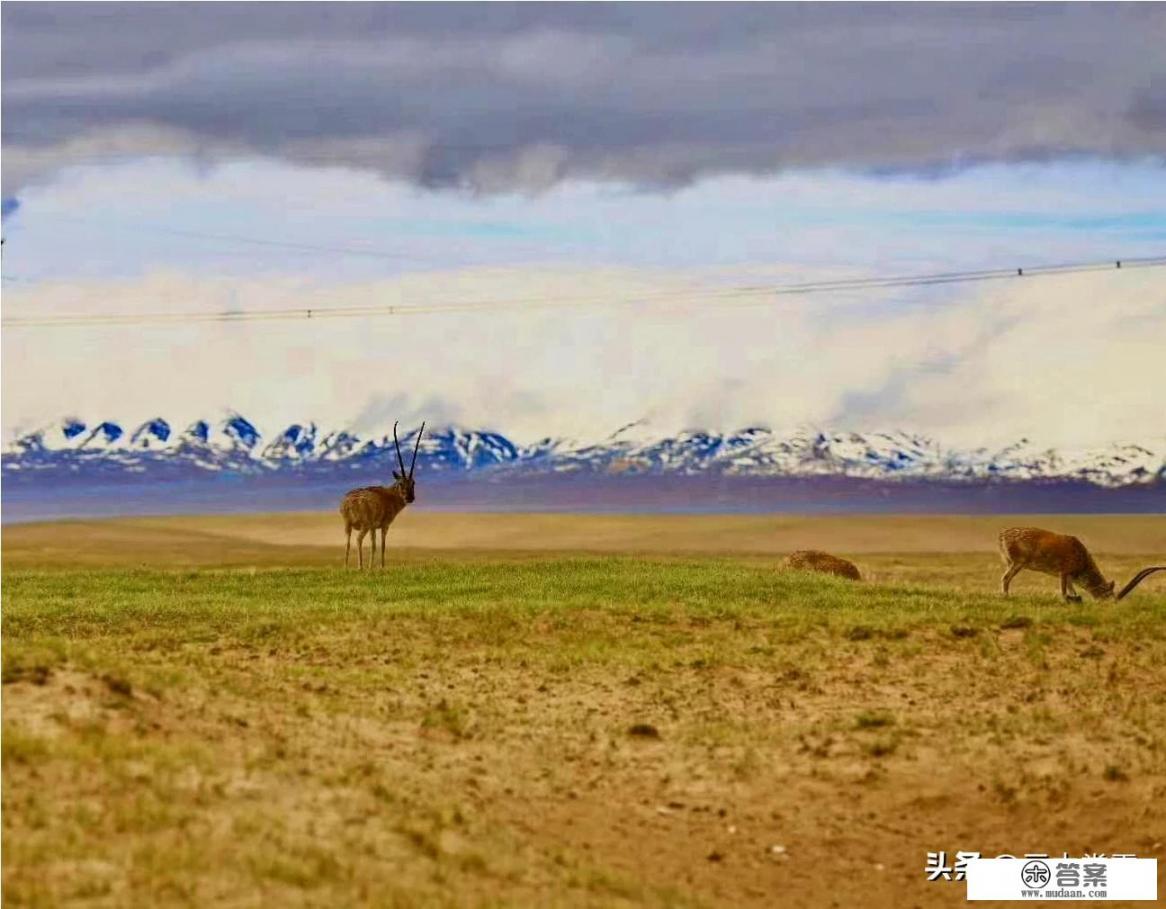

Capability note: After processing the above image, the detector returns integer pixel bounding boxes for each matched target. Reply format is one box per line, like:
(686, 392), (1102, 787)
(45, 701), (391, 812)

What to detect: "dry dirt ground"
(6, 512), (1166, 567)
(3, 513), (1165, 907)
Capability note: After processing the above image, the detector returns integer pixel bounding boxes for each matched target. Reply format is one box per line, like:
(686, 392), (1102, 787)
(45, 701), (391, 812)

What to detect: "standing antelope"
(341, 421), (425, 569)
(998, 527), (1165, 602)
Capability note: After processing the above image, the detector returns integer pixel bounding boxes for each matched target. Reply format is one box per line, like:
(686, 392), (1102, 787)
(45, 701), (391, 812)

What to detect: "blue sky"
(6, 158), (1165, 282)
(2, 4), (1165, 448)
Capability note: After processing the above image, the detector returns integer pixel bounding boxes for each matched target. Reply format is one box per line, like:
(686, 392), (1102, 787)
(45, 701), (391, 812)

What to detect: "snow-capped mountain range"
(4, 414), (1163, 488)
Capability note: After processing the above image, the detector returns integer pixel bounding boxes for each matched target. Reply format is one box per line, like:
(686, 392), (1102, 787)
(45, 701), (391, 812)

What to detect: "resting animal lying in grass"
(784, 550), (862, 581)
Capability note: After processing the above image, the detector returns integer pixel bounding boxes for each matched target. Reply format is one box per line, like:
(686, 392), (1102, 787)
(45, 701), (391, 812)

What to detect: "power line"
(3, 255), (1162, 329)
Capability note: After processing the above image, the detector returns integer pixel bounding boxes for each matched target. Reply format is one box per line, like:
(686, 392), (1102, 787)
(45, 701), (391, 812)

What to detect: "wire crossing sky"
(4, 256), (1164, 328)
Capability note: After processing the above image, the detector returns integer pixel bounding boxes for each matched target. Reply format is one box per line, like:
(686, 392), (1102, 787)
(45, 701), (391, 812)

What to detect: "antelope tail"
(1115, 566), (1166, 601)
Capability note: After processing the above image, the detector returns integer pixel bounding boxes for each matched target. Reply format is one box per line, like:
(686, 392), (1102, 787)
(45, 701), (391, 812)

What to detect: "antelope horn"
(392, 420), (407, 477)
(1115, 566), (1166, 601)
(409, 422), (426, 478)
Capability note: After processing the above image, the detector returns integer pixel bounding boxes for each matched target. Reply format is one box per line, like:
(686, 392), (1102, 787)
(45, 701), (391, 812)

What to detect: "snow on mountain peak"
(75, 421), (123, 450)
(222, 414), (261, 450)
(129, 418), (172, 450)
(184, 420), (211, 443)
(263, 422), (319, 461)
(3, 413), (1163, 488)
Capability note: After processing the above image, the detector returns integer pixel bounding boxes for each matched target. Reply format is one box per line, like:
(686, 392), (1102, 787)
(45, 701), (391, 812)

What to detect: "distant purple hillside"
(4, 414), (1164, 521)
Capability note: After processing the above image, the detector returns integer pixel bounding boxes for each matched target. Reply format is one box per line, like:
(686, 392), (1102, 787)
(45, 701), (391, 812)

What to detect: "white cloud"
(3, 160), (1163, 450)
(3, 265), (1162, 449)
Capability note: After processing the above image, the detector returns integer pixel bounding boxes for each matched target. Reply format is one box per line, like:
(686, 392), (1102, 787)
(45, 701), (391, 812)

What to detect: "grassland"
(3, 513), (1166, 907)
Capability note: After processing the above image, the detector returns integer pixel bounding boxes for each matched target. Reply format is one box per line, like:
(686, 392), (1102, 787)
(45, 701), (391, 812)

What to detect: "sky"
(2, 3), (1165, 449)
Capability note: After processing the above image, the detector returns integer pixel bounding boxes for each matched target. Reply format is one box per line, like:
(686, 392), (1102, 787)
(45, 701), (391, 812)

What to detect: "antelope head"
(1113, 566), (1166, 601)
(391, 420), (426, 504)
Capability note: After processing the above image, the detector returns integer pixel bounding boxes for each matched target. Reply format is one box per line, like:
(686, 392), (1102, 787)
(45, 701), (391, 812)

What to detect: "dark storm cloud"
(3, 3), (1165, 193)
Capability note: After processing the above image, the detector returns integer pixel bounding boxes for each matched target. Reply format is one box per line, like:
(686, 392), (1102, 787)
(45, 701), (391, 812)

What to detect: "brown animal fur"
(785, 550), (862, 581)
(998, 527), (1113, 602)
(340, 421), (424, 569)
(340, 484), (411, 569)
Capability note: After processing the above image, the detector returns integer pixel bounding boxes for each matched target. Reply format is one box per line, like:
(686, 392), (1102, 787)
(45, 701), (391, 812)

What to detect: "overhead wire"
(2, 255), (1163, 328)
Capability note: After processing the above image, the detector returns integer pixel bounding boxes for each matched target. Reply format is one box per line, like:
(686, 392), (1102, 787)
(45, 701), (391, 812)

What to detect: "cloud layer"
(4, 263), (1163, 451)
(4, 3), (1166, 193)
(3, 157), (1163, 450)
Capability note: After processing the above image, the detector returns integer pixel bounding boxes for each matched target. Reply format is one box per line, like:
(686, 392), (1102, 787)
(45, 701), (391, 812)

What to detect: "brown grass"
(5, 511), (1165, 569)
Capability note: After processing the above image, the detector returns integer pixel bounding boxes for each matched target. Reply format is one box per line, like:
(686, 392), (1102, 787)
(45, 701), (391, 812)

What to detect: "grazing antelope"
(785, 550), (862, 581)
(998, 527), (1165, 603)
(340, 421), (425, 569)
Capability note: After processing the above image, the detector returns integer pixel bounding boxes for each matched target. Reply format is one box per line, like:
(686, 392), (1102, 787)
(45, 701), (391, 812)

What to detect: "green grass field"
(4, 514), (1166, 907)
